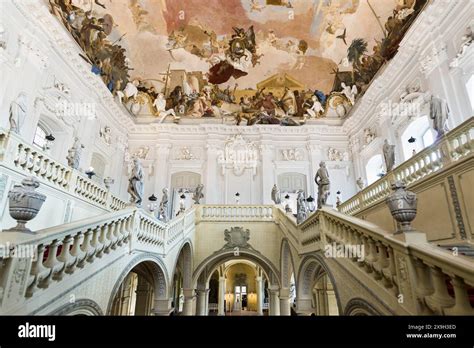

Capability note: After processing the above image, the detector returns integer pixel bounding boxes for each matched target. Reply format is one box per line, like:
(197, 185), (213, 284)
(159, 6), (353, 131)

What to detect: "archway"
(280, 239), (297, 315)
(344, 298), (383, 316)
(193, 249), (281, 316)
(296, 256), (341, 316)
(170, 241), (193, 315)
(108, 256), (168, 316)
(49, 299), (103, 316)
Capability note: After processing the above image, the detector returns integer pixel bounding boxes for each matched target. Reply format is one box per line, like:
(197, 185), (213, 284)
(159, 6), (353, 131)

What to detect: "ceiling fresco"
(49, 0), (428, 125)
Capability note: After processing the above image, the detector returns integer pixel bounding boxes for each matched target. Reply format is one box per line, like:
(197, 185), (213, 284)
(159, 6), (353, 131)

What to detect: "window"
(422, 128), (435, 148)
(365, 154), (384, 185)
(33, 125), (47, 149)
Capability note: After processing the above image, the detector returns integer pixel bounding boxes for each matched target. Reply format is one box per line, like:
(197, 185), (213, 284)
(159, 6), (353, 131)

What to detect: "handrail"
(0, 206), (195, 305)
(0, 128), (128, 212)
(339, 117), (473, 215)
(299, 207), (474, 315)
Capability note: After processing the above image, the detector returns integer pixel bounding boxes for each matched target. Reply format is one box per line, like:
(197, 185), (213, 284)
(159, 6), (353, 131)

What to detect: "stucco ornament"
(223, 227), (250, 249)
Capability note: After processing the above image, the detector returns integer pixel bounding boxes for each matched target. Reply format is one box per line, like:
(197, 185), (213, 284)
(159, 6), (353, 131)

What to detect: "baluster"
(39, 240), (61, 288)
(68, 232), (84, 273)
(54, 235), (73, 280)
(425, 267), (455, 314)
(444, 276), (474, 315)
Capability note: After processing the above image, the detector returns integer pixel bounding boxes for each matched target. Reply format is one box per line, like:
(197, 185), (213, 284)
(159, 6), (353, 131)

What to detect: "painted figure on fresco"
(47, 0), (429, 125)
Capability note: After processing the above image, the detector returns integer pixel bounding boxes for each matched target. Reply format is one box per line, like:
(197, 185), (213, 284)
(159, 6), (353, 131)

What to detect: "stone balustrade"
(197, 205), (274, 221)
(292, 207), (474, 315)
(339, 117), (473, 215)
(0, 128), (128, 212)
(0, 206), (195, 312)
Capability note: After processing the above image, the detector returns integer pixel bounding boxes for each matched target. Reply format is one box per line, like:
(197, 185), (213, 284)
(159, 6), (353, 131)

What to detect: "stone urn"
(385, 181), (417, 234)
(7, 177), (46, 233)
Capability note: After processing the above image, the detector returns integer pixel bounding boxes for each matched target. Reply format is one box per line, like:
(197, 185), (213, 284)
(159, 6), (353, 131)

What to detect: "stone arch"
(344, 298), (383, 316)
(296, 255), (342, 315)
(49, 299), (103, 316)
(106, 253), (169, 314)
(280, 239), (296, 289)
(193, 248), (280, 289)
(171, 240), (193, 290)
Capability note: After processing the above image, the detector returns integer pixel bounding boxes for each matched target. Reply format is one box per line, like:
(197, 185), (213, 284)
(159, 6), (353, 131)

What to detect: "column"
(196, 289), (210, 316)
(182, 288), (195, 316)
(256, 276), (263, 316)
(279, 287), (291, 316)
(134, 277), (153, 315)
(152, 298), (173, 316)
(218, 277), (226, 316)
(268, 287), (280, 316)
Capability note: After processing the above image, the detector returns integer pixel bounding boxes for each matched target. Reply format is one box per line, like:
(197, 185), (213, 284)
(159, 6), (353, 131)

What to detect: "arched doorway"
(280, 240), (297, 315)
(170, 242), (193, 315)
(193, 249), (281, 316)
(296, 256), (341, 316)
(170, 171), (202, 216)
(109, 259), (168, 316)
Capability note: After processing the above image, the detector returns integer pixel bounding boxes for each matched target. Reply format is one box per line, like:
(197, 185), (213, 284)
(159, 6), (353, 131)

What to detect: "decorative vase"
(385, 181), (417, 234)
(7, 177), (46, 233)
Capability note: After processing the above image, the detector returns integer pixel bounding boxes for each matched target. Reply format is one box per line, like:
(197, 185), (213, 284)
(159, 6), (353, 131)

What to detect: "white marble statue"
(315, 161), (330, 209)
(9, 93), (27, 134)
(364, 128), (376, 145)
(127, 158), (144, 207)
(99, 126), (112, 145)
(356, 177), (365, 191)
(429, 95), (450, 138)
(271, 184), (281, 205)
(296, 190), (308, 224)
(159, 188), (169, 222)
(383, 139), (396, 172)
(66, 137), (84, 170)
(192, 184), (204, 204)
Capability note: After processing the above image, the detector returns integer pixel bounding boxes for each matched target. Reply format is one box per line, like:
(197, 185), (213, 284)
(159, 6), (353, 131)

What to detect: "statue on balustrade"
(429, 94), (450, 138)
(66, 137), (84, 170)
(383, 139), (396, 172)
(158, 188), (169, 222)
(9, 93), (27, 134)
(192, 184), (204, 204)
(315, 161), (330, 209)
(271, 184), (281, 204)
(127, 158), (144, 207)
(296, 190), (308, 224)
(356, 177), (365, 191)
